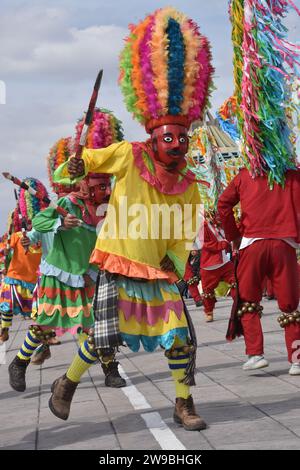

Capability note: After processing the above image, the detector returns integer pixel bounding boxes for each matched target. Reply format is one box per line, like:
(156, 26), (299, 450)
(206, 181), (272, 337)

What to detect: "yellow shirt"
(55, 141), (201, 280)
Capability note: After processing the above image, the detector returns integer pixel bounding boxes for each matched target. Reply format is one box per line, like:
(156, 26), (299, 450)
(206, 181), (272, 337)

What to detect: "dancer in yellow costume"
(49, 6), (214, 431)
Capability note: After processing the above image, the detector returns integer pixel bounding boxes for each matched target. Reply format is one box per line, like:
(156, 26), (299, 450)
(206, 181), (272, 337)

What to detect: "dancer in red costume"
(218, 168), (300, 374)
(223, 0), (300, 375)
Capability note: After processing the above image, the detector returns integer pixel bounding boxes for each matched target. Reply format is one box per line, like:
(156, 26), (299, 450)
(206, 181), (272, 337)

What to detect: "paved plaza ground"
(1, 297), (300, 450)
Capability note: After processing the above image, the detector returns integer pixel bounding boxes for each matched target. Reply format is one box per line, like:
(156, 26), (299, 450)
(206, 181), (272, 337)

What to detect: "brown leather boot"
(48, 374), (79, 420)
(0, 327), (9, 344)
(31, 345), (51, 365)
(174, 395), (207, 431)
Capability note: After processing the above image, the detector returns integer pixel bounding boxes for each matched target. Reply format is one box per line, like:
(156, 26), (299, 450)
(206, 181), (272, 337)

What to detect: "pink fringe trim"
(38, 325), (86, 337)
(119, 298), (183, 325)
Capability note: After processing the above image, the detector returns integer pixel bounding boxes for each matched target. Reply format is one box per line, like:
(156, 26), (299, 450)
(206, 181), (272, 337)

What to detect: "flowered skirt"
(115, 277), (188, 352)
(0, 277), (36, 317)
(36, 275), (95, 336)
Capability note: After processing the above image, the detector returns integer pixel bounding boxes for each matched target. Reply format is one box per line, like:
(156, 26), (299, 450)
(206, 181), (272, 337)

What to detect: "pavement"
(1, 297), (300, 450)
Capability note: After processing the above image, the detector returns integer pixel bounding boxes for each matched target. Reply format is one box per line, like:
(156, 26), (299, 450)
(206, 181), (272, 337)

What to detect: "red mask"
(87, 175), (111, 206)
(151, 124), (189, 168)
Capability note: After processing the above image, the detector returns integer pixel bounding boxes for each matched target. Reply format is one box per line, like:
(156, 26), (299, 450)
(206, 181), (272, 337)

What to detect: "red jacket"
(218, 168), (300, 243)
(200, 221), (230, 269)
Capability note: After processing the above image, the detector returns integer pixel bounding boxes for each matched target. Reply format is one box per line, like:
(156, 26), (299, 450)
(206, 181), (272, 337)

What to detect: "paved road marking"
(119, 365), (186, 450)
(119, 365), (151, 410)
(141, 412), (186, 450)
(0, 343), (6, 364)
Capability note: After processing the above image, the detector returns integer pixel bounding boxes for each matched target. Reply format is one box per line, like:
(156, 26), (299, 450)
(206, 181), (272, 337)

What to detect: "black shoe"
(101, 361), (126, 388)
(8, 356), (30, 392)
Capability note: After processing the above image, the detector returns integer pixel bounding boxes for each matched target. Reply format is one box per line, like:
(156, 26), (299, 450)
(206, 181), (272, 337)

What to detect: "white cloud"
(0, 6), (126, 79)
(0, 7), (69, 70)
(3, 25), (126, 78)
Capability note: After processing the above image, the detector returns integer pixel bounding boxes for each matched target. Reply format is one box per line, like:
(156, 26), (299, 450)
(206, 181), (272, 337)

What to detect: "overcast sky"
(0, 0), (299, 233)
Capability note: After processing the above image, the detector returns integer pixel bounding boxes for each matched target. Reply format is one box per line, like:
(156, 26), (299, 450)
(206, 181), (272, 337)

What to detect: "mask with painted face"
(151, 124), (189, 168)
(86, 174), (111, 206)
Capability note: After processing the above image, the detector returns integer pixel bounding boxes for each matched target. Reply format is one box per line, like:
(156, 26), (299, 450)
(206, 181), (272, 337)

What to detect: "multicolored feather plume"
(47, 137), (73, 195)
(74, 107), (124, 151)
(119, 7), (214, 131)
(18, 178), (49, 222)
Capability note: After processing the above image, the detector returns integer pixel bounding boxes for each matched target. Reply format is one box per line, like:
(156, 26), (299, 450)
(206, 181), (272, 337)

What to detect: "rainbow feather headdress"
(229, 0), (300, 185)
(119, 6), (214, 133)
(47, 137), (73, 195)
(18, 178), (49, 223)
(74, 107), (124, 152)
(8, 209), (21, 234)
(53, 108), (124, 186)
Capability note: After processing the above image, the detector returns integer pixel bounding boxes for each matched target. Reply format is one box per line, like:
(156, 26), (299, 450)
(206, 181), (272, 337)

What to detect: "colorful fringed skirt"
(0, 277), (36, 317)
(31, 272), (41, 320)
(115, 277), (188, 352)
(36, 275), (95, 336)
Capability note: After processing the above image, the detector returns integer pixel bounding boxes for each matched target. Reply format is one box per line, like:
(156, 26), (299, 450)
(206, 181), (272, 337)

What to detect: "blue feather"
(166, 18), (185, 115)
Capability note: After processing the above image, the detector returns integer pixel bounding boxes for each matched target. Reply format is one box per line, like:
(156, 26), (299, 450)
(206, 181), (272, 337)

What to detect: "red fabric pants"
(188, 283), (202, 303)
(238, 240), (300, 362)
(184, 262), (201, 302)
(201, 261), (235, 314)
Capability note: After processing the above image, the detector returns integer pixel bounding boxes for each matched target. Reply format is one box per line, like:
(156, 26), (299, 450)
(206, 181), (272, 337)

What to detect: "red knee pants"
(201, 261), (235, 314)
(238, 240), (300, 362)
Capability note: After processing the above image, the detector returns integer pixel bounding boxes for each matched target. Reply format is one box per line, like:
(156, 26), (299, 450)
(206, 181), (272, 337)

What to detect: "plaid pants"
(93, 271), (123, 349)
